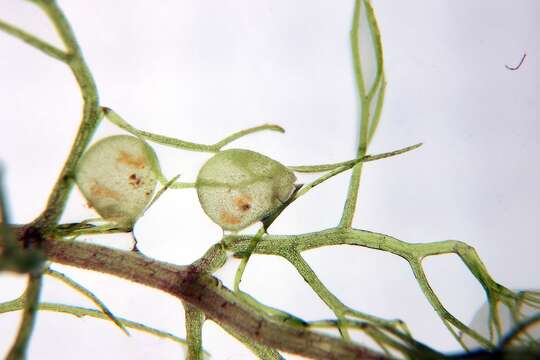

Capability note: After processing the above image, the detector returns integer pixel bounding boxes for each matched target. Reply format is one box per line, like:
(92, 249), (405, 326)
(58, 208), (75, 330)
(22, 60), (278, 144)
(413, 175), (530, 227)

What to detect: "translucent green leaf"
(196, 149), (296, 231)
(76, 135), (159, 227)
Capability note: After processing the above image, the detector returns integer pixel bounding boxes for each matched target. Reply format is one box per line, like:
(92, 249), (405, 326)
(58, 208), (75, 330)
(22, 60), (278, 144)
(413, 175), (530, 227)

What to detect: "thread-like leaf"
(46, 268), (130, 336)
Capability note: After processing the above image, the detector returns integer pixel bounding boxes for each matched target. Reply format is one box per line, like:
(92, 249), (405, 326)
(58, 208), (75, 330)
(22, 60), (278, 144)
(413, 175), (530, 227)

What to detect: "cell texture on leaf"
(76, 135), (160, 227)
(196, 149), (296, 231)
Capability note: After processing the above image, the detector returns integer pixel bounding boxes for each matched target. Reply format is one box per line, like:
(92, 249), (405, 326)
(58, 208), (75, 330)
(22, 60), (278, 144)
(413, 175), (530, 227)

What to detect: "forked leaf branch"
(0, 0), (538, 359)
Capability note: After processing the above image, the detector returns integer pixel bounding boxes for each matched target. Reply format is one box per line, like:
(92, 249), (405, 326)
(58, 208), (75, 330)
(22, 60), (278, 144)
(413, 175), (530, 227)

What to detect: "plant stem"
(367, 77), (386, 145)
(408, 259), (491, 349)
(214, 124), (285, 149)
(28, 0), (100, 231)
(22, 234), (388, 360)
(191, 243), (228, 274)
(169, 182), (197, 189)
(1, 158), (45, 275)
(339, 0), (386, 228)
(289, 143), (421, 173)
(0, 169), (16, 256)
(0, 299), (192, 349)
(234, 227), (266, 292)
(0, 18), (68, 61)
(225, 227), (526, 350)
(5, 273), (43, 360)
(184, 302), (205, 360)
(283, 250), (352, 340)
(103, 107), (284, 153)
(45, 268), (129, 335)
(232, 145), (423, 297)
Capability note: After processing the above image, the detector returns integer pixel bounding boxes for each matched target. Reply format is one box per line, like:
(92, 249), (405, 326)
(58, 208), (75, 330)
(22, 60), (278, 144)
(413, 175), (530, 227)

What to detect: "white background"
(0, 0), (539, 359)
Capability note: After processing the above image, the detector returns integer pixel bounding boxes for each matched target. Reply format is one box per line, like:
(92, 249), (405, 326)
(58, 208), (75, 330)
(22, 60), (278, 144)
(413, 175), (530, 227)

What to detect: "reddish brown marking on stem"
(5, 228), (391, 359)
(234, 194), (252, 212)
(90, 181), (122, 200)
(220, 211), (241, 225)
(117, 151), (146, 169)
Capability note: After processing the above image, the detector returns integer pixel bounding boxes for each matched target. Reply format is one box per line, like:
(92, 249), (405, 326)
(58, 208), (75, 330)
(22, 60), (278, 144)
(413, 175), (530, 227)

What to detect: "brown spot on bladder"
(234, 194), (252, 212)
(219, 211), (241, 225)
(128, 173), (142, 188)
(90, 181), (122, 200)
(117, 151), (146, 169)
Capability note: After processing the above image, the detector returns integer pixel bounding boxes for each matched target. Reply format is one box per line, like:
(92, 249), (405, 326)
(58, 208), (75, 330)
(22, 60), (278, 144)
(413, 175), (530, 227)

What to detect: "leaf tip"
(270, 124), (285, 134)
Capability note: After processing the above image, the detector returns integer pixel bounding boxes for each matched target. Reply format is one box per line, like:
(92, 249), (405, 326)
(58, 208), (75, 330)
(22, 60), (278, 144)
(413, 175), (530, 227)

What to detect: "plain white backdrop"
(0, 1), (539, 359)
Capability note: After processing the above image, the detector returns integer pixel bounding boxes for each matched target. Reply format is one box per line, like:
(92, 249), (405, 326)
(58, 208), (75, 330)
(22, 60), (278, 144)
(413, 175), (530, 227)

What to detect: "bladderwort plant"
(0, 0), (539, 359)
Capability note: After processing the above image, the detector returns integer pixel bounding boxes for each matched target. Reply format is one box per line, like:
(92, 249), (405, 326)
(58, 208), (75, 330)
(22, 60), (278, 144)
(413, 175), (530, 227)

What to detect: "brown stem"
(10, 229), (387, 360)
